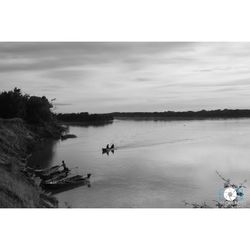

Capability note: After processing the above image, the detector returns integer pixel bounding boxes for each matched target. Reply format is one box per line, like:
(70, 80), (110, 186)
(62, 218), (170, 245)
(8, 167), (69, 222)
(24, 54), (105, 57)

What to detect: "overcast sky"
(1, 42), (250, 113)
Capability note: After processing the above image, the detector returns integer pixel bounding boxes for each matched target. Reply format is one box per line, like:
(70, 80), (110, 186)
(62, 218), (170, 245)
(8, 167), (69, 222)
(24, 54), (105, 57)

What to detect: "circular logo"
(224, 187), (237, 201)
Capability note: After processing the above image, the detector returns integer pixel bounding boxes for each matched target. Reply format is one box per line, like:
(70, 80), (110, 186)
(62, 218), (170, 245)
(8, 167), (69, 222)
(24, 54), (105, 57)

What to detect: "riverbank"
(0, 118), (63, 208)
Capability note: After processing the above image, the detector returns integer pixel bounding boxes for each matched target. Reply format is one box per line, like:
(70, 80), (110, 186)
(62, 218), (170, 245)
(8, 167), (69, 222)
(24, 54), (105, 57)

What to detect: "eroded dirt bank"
(0, 118), (62, 208)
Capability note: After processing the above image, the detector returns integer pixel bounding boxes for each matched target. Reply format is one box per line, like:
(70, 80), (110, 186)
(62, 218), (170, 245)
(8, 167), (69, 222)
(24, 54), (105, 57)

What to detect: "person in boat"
(106, 144), (110, 149)
(110, 144), (114, 149)
(61, 161), (69, 172)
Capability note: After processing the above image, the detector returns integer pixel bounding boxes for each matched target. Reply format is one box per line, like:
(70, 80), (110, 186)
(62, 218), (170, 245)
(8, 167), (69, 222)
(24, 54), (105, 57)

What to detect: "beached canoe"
(41, 174), (91, 194)
(27, 165), (63, 175)
(42, 169), (70, 182)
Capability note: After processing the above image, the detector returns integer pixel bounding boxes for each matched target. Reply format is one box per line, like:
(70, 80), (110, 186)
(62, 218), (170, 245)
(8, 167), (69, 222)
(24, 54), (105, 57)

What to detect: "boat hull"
(41, 175), (91, 194)
(42, 179), (90, 194)
(102, 148), (115, 154)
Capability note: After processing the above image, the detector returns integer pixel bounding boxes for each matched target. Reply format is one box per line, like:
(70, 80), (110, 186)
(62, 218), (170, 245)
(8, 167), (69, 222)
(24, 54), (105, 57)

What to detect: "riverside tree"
(0, 88), (54, 124)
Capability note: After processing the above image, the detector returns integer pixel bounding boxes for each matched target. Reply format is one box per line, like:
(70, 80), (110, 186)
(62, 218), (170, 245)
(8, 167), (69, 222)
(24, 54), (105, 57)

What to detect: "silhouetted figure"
(61, 161), (68, 171)
(86, 173), (91, 187)
(102, 145), (115, 155)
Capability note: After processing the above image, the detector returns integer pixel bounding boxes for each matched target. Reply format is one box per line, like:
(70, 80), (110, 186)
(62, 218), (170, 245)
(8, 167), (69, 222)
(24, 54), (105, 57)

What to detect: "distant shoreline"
(57, 109), (250, 123)
(114, 116), (250, 121)
(110, 109), (250, 121)
(56, 112), (114, 126)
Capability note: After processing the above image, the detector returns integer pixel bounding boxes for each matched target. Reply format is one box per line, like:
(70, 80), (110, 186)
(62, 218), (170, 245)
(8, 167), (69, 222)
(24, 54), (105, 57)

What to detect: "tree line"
(56, 112), (114, 123)
(111, 109), (250, 119)
(0, 88), (54, 124)
(3, 88), (250, 124)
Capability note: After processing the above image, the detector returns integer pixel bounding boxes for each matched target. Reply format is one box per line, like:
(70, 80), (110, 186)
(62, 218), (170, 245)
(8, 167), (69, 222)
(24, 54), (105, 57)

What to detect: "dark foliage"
(0, 88), (53, 124)
(0, 88), (28, 119)
(112, 109), (250, 119)
(56, 112), (113, 123)
(26, 96), (53, 124)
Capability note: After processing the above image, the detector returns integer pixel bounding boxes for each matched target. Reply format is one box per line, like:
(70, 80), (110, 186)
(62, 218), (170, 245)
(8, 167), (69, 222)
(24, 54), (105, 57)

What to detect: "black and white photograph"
(3, 1), (250, 249)
(1, 42), (250, 208)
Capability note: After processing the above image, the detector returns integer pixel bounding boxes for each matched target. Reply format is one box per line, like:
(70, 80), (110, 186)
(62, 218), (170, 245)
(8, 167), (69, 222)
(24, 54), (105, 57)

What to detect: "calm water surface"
(30, 119), (250, 207)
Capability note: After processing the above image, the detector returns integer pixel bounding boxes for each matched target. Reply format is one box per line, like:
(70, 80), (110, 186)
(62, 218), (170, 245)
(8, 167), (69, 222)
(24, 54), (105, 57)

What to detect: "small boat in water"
(102, 148), (115, 154)
(102, 144), (116, 154)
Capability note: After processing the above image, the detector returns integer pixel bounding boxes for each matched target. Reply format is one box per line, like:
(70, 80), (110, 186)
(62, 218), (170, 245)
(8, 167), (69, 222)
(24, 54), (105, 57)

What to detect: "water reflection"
(29, 119), (250, 207)
(28, 139), (58, 169)
(63, 120), (113, 128)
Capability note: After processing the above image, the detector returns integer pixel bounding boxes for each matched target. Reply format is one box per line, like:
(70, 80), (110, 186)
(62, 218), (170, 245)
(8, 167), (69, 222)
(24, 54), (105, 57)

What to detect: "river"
(29, 118), (250, 207)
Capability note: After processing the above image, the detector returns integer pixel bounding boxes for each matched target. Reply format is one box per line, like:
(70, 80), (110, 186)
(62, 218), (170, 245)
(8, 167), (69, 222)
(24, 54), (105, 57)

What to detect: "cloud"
(1, 42), (250, 112)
